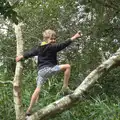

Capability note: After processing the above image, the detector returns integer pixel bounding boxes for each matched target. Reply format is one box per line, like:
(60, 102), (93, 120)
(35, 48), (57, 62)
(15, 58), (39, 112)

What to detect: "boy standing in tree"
(16, 29), (81, 116)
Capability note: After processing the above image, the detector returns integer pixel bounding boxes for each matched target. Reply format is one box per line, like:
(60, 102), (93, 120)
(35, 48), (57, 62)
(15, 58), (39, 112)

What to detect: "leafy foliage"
(0, 72), (15, 120)
(0, 0), (19, 24)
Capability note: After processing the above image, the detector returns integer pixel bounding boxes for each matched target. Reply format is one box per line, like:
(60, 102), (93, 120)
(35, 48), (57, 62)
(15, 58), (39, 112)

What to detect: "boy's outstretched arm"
(51, 31), (82, 52)
(16, 46), (39, 62)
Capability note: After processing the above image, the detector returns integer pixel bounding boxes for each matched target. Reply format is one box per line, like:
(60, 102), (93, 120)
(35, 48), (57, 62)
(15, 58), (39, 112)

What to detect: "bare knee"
(66, 64), (71, 69)
(63, 64), (71, 71)
(59, 64), (71, 71)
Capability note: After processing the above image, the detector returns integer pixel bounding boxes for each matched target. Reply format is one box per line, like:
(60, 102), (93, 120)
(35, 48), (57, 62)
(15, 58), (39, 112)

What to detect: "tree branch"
(0, 80), (13, 84)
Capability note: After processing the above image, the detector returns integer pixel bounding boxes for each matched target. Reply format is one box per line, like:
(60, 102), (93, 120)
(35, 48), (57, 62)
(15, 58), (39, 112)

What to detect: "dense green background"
(0, 0), (120, 119)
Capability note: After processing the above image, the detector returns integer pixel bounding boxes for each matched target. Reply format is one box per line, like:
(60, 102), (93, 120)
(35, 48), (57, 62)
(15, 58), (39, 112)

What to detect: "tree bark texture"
(13, 23), (25, 120)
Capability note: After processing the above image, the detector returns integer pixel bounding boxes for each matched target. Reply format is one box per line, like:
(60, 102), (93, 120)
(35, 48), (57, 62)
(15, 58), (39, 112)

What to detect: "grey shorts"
(36, 65), (61, 87)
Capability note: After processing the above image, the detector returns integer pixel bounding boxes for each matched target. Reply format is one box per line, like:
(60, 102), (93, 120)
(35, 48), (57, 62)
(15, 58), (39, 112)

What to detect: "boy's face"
(47, 37), (56, 44)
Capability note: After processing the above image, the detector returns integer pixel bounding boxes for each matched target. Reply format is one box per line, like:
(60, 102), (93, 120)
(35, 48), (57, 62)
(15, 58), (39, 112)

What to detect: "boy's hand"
(71, 31), (82, 40)
(16, 55), (24, 62)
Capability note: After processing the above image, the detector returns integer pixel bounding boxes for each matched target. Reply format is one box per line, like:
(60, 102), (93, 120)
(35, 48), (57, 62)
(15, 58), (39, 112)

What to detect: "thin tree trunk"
(13, 23), (25, 120)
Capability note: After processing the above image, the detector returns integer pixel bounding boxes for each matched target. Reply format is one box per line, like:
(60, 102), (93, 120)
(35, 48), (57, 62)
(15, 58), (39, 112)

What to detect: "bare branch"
(0, 80), (13, 84)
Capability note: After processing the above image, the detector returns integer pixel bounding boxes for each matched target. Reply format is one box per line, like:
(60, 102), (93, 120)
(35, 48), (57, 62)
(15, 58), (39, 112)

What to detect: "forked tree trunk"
(13, 23), (25, 120)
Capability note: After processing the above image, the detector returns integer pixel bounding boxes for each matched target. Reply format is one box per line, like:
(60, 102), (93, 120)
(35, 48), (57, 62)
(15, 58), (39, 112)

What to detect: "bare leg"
(35, 95), (39, 103)
(59, 64), (71, 88)
(26, 87), (41, 114)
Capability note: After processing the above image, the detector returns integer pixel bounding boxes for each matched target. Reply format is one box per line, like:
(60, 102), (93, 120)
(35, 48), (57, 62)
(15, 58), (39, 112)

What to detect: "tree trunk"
(13, 23), (25, 120)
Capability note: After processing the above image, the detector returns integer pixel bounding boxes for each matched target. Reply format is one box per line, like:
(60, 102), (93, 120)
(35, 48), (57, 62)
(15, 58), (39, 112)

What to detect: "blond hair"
(42, 29), (56, 41)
